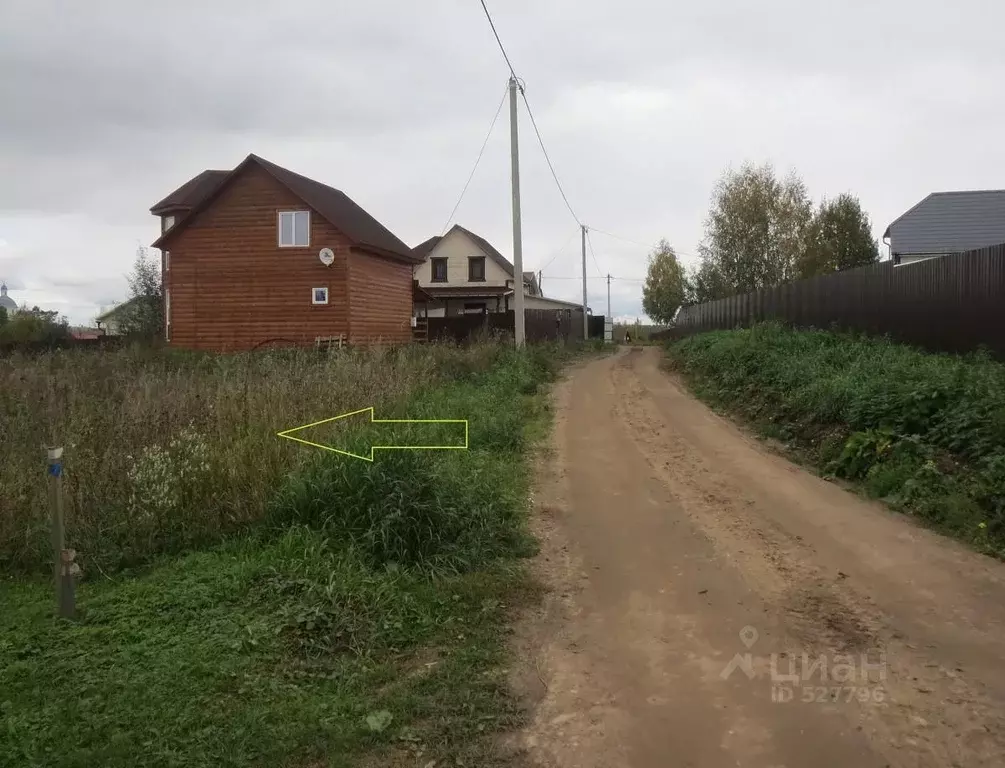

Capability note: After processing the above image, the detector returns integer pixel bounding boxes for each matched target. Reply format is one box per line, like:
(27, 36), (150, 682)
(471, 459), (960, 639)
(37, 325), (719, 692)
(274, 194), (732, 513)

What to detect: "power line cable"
(477, 0), (517, 79)
(588, 227), (654, 250)
(519, 88), (582, 226)
(478, 1), (643, 263)
(536, 229), (580, 273)
(585, 230), (605, 278)
(589, 227), (701, 261)
(440, 83), (508, 235)
(541, 275), (646, 281)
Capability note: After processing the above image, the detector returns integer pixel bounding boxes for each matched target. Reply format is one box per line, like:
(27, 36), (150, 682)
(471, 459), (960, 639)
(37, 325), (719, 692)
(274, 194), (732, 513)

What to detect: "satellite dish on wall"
(319, 248), (335, 266)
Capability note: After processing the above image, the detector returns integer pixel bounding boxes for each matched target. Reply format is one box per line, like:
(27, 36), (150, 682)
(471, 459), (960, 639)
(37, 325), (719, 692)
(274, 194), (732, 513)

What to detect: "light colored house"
(411, 224), (587, 316)
(885, 190), (1005, 265)
(95, 297), (143, 336)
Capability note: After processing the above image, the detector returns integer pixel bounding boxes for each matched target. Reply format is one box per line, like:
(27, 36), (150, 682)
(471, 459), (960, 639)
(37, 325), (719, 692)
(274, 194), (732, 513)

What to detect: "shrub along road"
(517, 346), (1005, 767)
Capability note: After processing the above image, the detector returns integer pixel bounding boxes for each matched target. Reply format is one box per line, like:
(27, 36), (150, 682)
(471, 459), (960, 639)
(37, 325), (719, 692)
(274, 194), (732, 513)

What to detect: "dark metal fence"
(427, 309), (603, 344)
(588, 315), (606, 339)
(669, 244), (1005, 356)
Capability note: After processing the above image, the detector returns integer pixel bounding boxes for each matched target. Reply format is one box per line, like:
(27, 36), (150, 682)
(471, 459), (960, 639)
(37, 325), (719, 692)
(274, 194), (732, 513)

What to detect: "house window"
(312, 287), (329, 305)
(468, 256), (486, 282)
(165, 288), (171, 340)
(163, 251), (170, 272)
(162, 215), (176, 233)
(463, 302), (487, 315)
(431, 257), (448, 282)
(279, 211), (310, 247)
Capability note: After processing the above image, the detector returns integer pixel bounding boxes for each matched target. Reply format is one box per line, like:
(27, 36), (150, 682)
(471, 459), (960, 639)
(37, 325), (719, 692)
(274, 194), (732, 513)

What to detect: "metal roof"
(885, 190), (1005, 255)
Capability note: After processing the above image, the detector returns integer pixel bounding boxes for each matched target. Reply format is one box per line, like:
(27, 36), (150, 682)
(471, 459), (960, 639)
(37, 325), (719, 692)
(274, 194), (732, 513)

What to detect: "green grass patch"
(666, 323), (1005, 556)
(0, 342), (585, 767)
(0, 529), (535, 768)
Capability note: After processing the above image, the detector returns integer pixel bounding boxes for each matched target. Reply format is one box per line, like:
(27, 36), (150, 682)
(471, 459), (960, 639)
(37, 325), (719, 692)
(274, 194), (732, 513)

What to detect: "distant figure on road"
(625, 331), (632, 345)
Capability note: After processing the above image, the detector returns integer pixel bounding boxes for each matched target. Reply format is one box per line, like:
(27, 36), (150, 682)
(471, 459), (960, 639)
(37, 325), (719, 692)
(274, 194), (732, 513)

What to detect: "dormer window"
(278, 210), (310, 247)
(162, 214), (176, 233)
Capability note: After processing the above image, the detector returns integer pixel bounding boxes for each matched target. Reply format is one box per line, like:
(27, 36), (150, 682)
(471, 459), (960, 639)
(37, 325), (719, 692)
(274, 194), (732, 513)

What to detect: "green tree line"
(642, 163), (879, 324)
(0, 305), (70, 344)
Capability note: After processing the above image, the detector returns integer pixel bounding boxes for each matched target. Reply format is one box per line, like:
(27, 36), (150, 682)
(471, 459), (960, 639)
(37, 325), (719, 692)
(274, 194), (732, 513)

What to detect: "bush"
(268, 450), (533, 574)
(668, 323), (1005, 555)
(0, 306), (70, 345)
(267, 353), (548, 573)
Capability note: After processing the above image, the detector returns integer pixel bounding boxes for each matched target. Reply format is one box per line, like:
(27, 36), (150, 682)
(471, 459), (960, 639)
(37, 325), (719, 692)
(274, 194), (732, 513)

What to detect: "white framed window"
(279, 210), (310, 247)
(165, 288), (171, 340)
(163, 215), (176, 232)
(312, 286), (329, 305)
(163, 250), (170, 272)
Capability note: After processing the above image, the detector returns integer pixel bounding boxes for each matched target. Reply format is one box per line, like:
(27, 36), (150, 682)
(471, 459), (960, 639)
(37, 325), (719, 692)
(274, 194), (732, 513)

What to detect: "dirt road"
(516, 347), (1005, 768)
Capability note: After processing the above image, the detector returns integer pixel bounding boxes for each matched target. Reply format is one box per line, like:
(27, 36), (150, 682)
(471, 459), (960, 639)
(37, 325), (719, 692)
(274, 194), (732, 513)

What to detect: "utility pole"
(606, 273), (611, 319)
(509, 76), (525, 347)
(538, 270), (542, 295)
(581, 225), (588, 340)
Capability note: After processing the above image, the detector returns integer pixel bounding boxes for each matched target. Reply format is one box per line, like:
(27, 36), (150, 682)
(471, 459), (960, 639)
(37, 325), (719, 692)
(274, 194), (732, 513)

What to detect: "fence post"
(47, 446), (75, 619)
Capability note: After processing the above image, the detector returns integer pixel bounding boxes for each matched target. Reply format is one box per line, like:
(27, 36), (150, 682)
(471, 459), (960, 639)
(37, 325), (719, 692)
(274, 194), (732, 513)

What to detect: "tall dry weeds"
(0, 342), (508, 572)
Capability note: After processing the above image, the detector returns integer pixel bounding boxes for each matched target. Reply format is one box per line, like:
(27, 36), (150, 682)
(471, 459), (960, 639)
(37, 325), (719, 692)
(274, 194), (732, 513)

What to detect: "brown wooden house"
(150, 154), (421, 351)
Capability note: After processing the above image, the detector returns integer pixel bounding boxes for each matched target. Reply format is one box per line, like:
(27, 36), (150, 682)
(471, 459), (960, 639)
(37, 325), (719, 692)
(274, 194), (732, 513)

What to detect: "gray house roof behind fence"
(885, 190), (1005, 256)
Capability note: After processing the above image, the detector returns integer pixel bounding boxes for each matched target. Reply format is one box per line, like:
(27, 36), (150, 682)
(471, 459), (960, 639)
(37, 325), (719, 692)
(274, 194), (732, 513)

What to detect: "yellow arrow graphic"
(276, 407), (468, 462)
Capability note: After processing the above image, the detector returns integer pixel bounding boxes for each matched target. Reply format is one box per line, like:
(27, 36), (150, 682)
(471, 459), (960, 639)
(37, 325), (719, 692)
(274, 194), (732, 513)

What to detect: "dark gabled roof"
(151, 155), (418, 262)
(411, 235), (442, 261)
(150, 170), (229, 214)
(884, 190), (1005, 254)
(523, 271), (540, 295)
(251, 156), (413, 260)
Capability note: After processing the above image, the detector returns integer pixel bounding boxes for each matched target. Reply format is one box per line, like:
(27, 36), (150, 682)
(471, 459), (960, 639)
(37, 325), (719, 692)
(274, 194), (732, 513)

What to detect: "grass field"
(0, 341), (579, 767)
(667, 323), (1005, 557)
(0, 343), (538, 574)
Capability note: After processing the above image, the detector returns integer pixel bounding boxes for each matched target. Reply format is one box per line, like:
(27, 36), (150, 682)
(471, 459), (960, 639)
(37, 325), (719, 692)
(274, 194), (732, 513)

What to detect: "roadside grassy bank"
(666, 323), (1005, 557)
(0, 342), (582, 768)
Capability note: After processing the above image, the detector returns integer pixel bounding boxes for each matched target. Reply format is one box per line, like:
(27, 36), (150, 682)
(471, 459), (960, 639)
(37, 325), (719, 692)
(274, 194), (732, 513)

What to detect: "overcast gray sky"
(2, 0), (1003, 324)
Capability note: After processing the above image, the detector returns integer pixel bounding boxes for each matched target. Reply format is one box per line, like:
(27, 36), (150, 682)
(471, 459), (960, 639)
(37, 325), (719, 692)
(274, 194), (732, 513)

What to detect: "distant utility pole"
(538, 270), (542, 295)
(607, 273), (611, 319)
(581, 225), (588, 340)
(509, 76), (525, 347)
